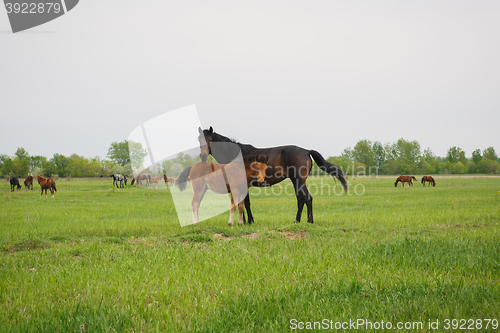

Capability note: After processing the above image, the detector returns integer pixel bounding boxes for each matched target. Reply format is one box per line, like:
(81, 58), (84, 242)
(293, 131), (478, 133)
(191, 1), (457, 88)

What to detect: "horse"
(421, 176), (436, 187)
(198, 127), (347, 223)
(149, 175), (165, 189)
(177, 155), (269, 225)
(163, 174), (175, 187)
(37, 175), (57, 197)
(394, 176), (417, 187)
(110, 174), (127, 188)
(10, 177), (22, 192)
(131, 174), (151, 187)
(24, 175), (33, 191)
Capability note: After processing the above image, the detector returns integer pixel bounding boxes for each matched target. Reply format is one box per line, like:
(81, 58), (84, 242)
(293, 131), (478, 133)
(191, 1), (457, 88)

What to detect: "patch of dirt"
(127, 239), (152, 246)
(270, 230), (307, 240)
(241, 233), (259, 239)
(212, 233), (233, 241)
(5, 241), (48, 253)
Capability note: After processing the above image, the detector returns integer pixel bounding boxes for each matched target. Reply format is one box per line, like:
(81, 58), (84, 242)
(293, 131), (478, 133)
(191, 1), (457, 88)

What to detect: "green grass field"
(1, 175), (499, 332)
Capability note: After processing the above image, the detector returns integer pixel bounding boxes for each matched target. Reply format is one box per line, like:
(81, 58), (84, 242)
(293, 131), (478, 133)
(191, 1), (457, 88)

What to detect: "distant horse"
(149, 175), (164, 189)
(24, 175), (33, 191)
(421, 176), (436, 187)
(163, 174), (175, 187)
(198, 127), (347, 223)
(178, 155), (268, 225)
(394, 176), (417, 187)
(131, 174), (151, 187)
(110, 174), (127, 188)
(37, 175), (57, 197)
(10, 177), (21, 192)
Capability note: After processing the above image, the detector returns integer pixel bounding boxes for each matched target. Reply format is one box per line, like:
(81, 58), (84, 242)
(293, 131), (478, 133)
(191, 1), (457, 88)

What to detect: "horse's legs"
(191, 186), (208, 224)
(50, 189), (54, 198)
(237, 201), (245, 225)
(292, 177), (313, 223)
(244, 194), (253, 224)
(228, 194), (236, 226)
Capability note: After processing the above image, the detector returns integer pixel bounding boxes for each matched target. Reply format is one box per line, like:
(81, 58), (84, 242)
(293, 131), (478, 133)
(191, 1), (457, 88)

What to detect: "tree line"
(315, 138), (499, 175)
(2, 139), (499, 179)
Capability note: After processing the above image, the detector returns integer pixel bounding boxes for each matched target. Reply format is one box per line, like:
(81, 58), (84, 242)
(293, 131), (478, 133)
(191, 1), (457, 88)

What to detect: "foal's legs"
(237, 201), (245, 225)
(191, 186), (208, 224)
(228, 193), (236, 226)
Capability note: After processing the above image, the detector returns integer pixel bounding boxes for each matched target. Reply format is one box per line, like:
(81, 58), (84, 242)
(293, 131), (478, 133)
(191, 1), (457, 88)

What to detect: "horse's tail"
(51, 179), (57, 192)
(177, 166), (192, 191)
(309, 150), (348, 193)
(421, 177), (424, 184)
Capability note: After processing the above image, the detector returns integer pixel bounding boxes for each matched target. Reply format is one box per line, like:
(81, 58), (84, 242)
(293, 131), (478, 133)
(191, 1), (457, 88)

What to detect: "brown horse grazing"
(149, 175), (164, 189)
(37, 175), (57, 197)
(163, 174), (175, 187)
(198, 127), (347, 224)
(24, 175), (33, 191)
(421, 176), (436, 187)
(394, 176), (417, 187)
(131, 174), (151, 187)
(178, 156), (268, 225)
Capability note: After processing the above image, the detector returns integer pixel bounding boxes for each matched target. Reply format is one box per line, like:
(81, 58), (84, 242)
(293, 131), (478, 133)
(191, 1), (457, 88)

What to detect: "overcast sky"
(1, 0), (499, 160)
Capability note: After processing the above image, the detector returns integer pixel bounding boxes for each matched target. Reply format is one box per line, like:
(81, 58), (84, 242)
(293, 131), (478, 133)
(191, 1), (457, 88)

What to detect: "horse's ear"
(198, 127), (203, 134)
(208, 126), (213, 134)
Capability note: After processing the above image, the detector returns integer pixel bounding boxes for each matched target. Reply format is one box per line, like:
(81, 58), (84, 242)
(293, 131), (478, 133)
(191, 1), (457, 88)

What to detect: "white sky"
(1, 0), (499, 160)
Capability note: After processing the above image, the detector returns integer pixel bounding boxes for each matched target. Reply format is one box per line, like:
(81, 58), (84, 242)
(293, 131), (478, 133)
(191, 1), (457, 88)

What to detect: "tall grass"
(0, 176), (499, 332)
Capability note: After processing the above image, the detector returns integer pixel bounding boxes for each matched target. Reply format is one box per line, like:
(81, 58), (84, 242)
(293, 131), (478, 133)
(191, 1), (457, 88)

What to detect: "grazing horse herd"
(5, 126), (437, 224)
(394, 175), (436, 187)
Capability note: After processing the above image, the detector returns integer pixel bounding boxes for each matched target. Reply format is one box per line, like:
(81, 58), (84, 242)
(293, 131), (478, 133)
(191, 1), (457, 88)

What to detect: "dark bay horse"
(198, 127), (347, 223)
(37, 175), (57, 197)
(178, 155), (268, 225)
(10, 177), (21, 192)
(24, 175), (33, 191)
(394, 176), (417, 187)
(421, 176), (436, 187)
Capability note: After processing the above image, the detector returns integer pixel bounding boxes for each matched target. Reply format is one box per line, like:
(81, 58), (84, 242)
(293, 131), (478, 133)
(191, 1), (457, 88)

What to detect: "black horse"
(198, 127), (347, 223)
(10, 177), (22, 192)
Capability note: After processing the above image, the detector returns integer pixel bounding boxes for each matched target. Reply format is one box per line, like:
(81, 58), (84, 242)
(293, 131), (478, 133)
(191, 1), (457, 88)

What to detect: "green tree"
(472, 149), (482, 164)
(373, 141), (386, 167)
(128, 141), (148, 169)
(107, 141), (131, 166)
(352, 139), (375, 167)
(50, 153), (70, 177)
(483, 147), (498, 161)
(447, 146), (465, 164)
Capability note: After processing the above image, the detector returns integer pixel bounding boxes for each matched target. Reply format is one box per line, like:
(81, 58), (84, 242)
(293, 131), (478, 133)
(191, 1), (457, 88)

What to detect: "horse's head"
(36, 175), (43, 184)
(248, 155), (269, 186)
(198, 126), (213, 162)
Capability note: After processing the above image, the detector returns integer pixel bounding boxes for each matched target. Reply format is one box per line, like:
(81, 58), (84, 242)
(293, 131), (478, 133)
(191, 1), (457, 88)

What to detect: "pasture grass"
(0, 175), (499, 332)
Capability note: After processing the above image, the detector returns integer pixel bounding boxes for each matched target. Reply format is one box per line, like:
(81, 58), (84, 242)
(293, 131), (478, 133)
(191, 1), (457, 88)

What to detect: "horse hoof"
(295, 220), (301, 223)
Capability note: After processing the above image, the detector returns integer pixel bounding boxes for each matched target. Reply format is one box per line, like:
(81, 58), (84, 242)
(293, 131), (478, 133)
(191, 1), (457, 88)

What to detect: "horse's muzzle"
(200, 154), (208, 162)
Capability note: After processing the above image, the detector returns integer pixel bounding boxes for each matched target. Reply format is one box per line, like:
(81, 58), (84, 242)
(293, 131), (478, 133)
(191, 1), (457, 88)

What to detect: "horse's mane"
(211, 132), (256, 155)
(212, 132), (255, 163)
